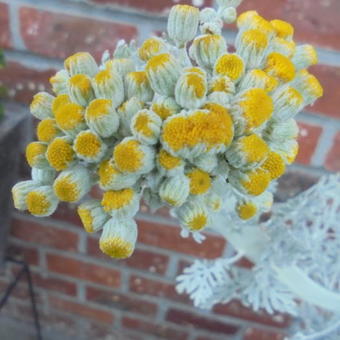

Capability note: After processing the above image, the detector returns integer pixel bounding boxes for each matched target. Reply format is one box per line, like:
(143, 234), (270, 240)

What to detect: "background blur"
(0, 0), (339, 339)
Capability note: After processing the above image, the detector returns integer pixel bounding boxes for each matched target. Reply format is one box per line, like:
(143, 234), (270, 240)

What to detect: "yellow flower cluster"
(12, 1), (323, 259)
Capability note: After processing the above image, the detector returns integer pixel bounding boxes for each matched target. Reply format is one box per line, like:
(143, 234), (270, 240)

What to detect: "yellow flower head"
(114, 138), (154, 174)
(139, 37), (167, 61)
(105, 58), (135, 78)
(73, 130), (107, 162)
(68, 73), (94, 106)
(159, 175), (190, 207)
(238, 69), (278, 93)
(99, 218), (137, 259)
(270, 19), (294, 40)
(237, 11), (275, 36)
(157, 149), (183, 173)
(126, 71), (154, 102)
(187, 168), (212, 195)
(37, 119), (62, 143)
(209, 75), (235, 95)
(292, 44), (318, 70)
(26, 141), (49, 169)
(272, 38), (296, 58)
(26, 185), (58, 217)
(78, 199), (108, 233)
(241, 29), (268, 50)
(55, 102), (86, 136)
(262, 151), (286, 180)
(176, 201), (210, 232)
(46, 136), (75, 171)
(52, 94), (71, 116)
(214, 54), (245, 82)
(151, 96), (180, 120)
(53, 165), (91, 203)
(265, 52), (296, 83)
(30, 92), (54, 120)
(64, 52), (98, 77)
(12, 180), (39, 211)
(236, 200), (258, 220)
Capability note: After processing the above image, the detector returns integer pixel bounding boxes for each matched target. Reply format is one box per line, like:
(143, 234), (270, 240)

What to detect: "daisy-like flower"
(205, 192), (223, 212)
(30, 92), (54, 120)
(118, 97), (144, 136)
(113, 137), (155, 174)
(209, 75), (235, 97)
(92, 69), (124, 106)
(157, 148), (184, 176)
(55, 102), (86, 137)
(214, 53), (245, 82)
(77, 199), (109, 233)
(53, 165), (91, 202)
(25, 141), (49, 169)
(99, 218), (138, 259)
(176, 200), (210, 232)
(272, 139), (299, 165)
(167, 5), (200, 47)
(73, 130), (107, 163)
(236, 199), (258, 220)
(130, 109), (162, 145)
(85, 98), (119, 138)
(261, 151), (286, 180)
(190, 34), (227, 70)
(126, 71), (154, 102)
(12, 180), (39, 211)
(292, 44), (318, 70)
(226, 134), (269, 170)
(64, 52), (98, 77)
(51, 94), (71, 116)
(159, 175), (190, 207)
(264, 52), (296, 83)
(238, 69), (278, 93)
(98, 159), (139, 190)
(101, 188), (139, 219)
(46, 136), (75, 171)
(36, 118), (63, 143)
(26, 185), (59, 217)
(138, 37), (168, 62)
(68, 73), (94, 106)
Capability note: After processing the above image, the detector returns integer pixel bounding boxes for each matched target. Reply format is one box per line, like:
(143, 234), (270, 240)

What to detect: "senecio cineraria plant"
(12, 0), (338, 337)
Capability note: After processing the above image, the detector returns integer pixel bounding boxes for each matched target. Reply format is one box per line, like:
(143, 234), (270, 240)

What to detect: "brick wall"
(0, 0), (339, 339)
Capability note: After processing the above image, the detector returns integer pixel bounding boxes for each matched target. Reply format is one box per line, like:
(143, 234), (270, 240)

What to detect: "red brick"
(296, 121), (322, 165)
(32, 272), (77, 296)
(122, 316), (189, 340)
(86, 285), (158, 317)
(0, 3), (11, 48)
(244, 328), (285, 340)
(237, 0), (340, 50)
(325, 131), (340, 172)
(47, 253), (121, 287)
(20, 7), (137, 61)
(0, 60), (55, 104)
(49, 295), (114, 324)
(214, 301), (289, 328)
(166, 308), (239, 335)
(10, 216), (79, 251)
(129, 275), (191, 304)
(307, 65), (340, 119)
(88, 236), (169, 275)
(137, 218), (226, 258)
(90, 0), (211, 15)
(236, 257), (254, 269)
(51, 203), (83, 229)
(6, 242), (39, 266)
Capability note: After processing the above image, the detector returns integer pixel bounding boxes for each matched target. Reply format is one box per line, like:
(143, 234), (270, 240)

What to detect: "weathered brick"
(51, 203), (83, 229)
(307, 65), (340, 119)
(10, 216), (79, 251)
(244, 327), (285, 340)
(122, 316), (189, 340)
(0, 60), (55, 104)
(0, 3), (11, 48)
(20, 7), (137, 60)
(88, 235), (169, 275)
(90, 0), (211, 15)
(237, 0), (340, 50)
(49, 295), (114, 324)
(296, 121), (322, 165)
(213, 301), (289, 328)
(47, 253), (121, 287)
(137, 219), (226, 258)
(166, 308), (239, 335)
(276, 169), (319, 202)
(86, 285), (158, 317)
(6, 242), (39, 266)
(32, 272), (77, 296)
(129, 275), (191, 304)
(325, 131), (340, 172)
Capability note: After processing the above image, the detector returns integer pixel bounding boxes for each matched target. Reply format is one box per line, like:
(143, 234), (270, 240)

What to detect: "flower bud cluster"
(13, 1), (323, 259)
